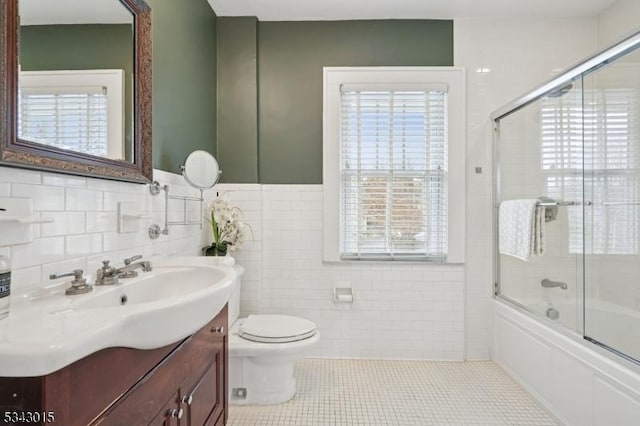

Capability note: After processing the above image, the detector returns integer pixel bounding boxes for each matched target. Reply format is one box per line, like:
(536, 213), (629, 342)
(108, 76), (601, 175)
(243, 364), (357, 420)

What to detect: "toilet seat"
(238, 315), (317, 343)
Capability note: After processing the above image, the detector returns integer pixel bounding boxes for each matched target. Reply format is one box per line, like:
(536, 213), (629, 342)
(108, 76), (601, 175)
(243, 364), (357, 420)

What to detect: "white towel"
(499, 199), (546, 261)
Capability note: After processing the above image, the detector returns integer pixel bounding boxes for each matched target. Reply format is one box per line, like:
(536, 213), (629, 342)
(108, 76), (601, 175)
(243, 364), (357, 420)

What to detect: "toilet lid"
(239, 315), (317, 343)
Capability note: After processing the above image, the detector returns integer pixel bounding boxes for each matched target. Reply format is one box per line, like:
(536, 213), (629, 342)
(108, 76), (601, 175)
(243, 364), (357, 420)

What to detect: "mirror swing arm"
(148, 152), (222, 239)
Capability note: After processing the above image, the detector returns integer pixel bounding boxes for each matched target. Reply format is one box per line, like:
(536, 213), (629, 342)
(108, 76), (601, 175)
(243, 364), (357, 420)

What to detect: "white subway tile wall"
(0, 167), (209, 294)
(454, 17), (598, 360)
(216, 184), (466, 361)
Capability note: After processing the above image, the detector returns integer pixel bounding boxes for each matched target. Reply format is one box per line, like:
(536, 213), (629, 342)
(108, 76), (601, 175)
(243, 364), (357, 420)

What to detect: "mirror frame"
(0, 0), (152, 183)
(181, 150), (222, 190)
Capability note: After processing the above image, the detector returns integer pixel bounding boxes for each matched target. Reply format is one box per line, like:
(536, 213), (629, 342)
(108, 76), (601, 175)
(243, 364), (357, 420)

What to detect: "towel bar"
(536, 197), (592, 222)
(536, 199), (592, 207)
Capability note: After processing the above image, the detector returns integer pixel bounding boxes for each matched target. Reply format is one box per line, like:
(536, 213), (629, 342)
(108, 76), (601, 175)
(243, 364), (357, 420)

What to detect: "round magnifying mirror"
(181, 150), (221, 190)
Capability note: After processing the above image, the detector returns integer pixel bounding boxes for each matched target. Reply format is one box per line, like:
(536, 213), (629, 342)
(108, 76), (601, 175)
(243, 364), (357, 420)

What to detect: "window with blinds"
(541, 86), (640, 255)
(18, 69), (125, 160)
(19, 86), (109, 157)
(340, 87), (448, 260)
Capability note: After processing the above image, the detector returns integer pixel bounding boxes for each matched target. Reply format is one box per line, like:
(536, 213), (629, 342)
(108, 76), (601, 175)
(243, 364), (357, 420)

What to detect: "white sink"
(63, 265), (227, 310)
(0, 256), (236, 377)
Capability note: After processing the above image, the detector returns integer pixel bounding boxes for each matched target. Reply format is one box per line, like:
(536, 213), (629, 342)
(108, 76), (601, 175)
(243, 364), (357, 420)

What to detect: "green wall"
(19, 11), (453, 181)
(19, 24), (135, 161)
(148, 0), (217, 173)
(216, 19), (453, 184)
(216, 17), (258, 183)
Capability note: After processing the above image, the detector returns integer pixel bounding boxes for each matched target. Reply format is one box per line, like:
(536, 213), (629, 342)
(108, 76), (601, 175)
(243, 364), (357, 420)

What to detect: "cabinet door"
(181, 308), (227, 426)
(183, 342), (225, 425)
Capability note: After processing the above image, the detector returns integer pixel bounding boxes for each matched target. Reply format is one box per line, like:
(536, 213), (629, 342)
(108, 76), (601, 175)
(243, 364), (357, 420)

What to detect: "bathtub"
(493, 298), (640, 426)
(513, 297), (640, 363)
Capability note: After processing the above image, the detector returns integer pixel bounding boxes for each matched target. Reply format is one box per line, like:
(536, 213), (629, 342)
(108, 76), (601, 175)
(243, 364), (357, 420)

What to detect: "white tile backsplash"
(40, 212), (86, 237)
(65, 233), (103, 257)
(10, 236), (66, 269)
(42, 173), (87, 188)
(0, 183), (10, 197)
(12, 184), (65, 211)
(86, 211), (118, 233)
(11, 266), (41, 290)
(1, 167), (42, 184)
(65, 188), (104, 211)
(0, 166), (209, 294)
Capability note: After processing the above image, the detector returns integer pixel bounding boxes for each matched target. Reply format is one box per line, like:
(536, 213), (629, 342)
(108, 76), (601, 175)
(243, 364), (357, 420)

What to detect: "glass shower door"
(582, 46), (640, 362)
(496, 80), (585, 333)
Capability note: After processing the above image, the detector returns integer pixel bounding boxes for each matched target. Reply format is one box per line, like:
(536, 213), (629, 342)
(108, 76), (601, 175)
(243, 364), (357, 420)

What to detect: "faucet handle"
(124, 254), (143, 266)
(49, 270), (92, 295)
(100, 260), (116, 273)
(49, 269), (84, 281)
(95, 260), (119, 286)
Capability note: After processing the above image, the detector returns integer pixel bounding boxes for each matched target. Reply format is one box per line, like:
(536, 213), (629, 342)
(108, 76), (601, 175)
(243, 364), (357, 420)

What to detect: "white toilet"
(228, 264), (320, 405)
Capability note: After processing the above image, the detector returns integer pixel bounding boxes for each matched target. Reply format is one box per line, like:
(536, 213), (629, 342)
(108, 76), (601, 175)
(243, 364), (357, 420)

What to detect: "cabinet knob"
(211, 325), (225, 334)
(182, 394), (193, 405)
(168, 408), (184, 419)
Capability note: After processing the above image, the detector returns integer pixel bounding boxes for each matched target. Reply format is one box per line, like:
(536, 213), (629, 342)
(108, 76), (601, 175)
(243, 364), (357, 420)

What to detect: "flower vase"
(202, 242), (228, 256)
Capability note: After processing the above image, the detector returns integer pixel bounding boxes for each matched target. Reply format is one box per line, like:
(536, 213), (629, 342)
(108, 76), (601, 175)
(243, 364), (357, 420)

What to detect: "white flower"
(206, 193), (252, 252)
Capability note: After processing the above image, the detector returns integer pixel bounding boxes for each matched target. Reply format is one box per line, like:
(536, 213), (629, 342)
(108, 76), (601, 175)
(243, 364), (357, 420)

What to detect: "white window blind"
(19, 69), (125, 160)
(541, 87), (640, 254)
(19, 86), (109, 157)
(541, 89), (585, 253)
(340, 87), (448, 260)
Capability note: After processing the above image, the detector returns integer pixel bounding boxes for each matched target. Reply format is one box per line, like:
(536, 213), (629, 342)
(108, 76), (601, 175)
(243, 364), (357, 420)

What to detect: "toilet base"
(229, 355), (297, 405)
(227, 317), (320, 405)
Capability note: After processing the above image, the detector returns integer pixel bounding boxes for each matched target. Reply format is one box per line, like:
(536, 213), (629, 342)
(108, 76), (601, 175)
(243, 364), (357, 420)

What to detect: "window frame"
(322, 67), (466, 263)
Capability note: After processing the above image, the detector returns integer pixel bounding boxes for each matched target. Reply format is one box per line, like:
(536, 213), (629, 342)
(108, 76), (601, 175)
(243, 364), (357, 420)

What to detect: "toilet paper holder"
(333, 287), (354, 303)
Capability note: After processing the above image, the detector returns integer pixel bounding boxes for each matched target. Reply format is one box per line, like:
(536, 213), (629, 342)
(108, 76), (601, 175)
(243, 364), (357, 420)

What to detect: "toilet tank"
(229, 264), (245, 326)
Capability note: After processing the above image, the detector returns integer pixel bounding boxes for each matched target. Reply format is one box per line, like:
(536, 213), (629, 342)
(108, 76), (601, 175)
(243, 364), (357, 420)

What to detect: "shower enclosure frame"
(491, 28), (640, 364)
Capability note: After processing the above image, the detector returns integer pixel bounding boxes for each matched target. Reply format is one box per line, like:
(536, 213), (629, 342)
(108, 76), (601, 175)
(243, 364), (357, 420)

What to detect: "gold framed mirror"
(0, 0), (152, 183)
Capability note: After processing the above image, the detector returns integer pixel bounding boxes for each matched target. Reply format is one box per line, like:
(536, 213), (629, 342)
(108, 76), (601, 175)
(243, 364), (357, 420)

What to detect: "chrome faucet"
(95, 255), (152, 286)
(50, 269), (93, 295)
(541, 278), (568, 290)
(117, 258), (153, 275)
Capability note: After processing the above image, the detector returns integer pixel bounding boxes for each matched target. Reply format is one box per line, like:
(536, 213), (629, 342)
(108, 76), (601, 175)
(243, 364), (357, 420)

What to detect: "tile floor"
(228, 359), (558, 426)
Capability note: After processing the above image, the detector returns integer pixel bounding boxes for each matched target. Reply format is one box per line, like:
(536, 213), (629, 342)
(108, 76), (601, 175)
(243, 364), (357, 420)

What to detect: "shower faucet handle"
(541, 278), (568, 290)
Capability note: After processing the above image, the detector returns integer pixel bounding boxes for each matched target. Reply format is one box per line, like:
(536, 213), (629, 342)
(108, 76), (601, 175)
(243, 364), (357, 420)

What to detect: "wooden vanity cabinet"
(0, 305), (228, 426)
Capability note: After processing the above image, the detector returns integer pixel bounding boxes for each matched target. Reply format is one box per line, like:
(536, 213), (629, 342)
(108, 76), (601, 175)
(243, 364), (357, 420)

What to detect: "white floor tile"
(229, 359), (558, 426)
